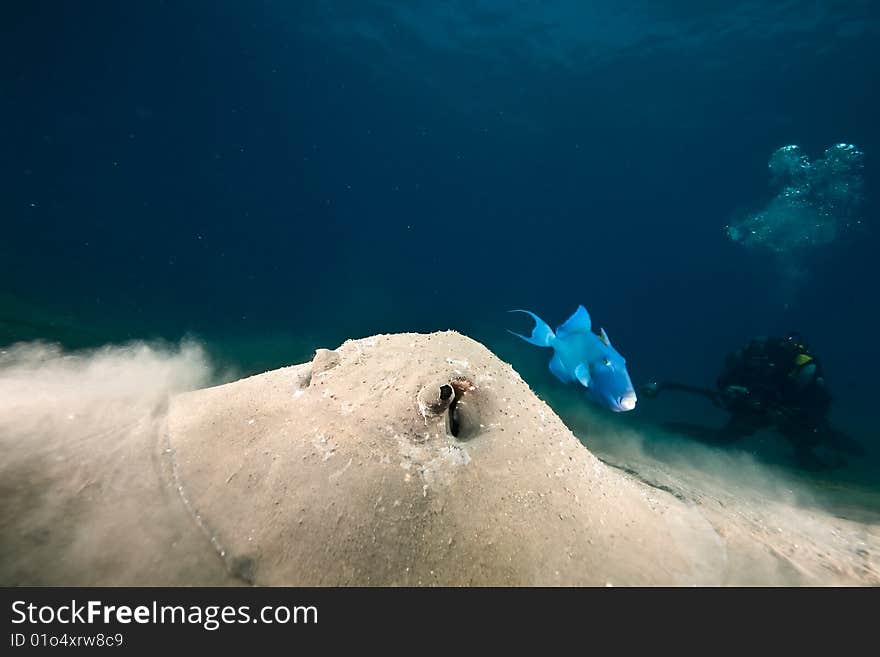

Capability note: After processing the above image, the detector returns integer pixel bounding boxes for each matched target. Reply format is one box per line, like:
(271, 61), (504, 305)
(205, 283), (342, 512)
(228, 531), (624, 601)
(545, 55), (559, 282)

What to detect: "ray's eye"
(603, 357), (611, 367)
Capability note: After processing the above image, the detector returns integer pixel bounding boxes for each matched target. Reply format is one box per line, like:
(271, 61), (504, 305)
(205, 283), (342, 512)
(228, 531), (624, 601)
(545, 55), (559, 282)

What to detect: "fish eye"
(602, 357), (611, 367)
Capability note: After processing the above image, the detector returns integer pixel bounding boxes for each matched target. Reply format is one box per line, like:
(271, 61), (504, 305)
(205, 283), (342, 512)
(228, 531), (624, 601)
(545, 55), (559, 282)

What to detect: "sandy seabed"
(1, 332), (877, 586)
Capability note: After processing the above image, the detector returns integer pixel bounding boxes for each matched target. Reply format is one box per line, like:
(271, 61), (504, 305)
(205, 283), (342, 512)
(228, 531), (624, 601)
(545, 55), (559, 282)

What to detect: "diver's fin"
(508, 310), (555, 347)
(599, 327), (611, 346)
(556, 305), (591, 337)
(574, 363), (591, 388)
(549, 353), (570, 383)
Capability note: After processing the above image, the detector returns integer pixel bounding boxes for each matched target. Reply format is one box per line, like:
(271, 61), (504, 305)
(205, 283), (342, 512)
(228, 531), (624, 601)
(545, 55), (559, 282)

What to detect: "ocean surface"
(2, 2), (878, 486)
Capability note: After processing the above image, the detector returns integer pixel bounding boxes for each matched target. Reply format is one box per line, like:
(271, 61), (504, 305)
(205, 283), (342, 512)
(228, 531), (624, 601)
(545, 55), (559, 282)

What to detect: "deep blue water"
(2, 2), (878, 463)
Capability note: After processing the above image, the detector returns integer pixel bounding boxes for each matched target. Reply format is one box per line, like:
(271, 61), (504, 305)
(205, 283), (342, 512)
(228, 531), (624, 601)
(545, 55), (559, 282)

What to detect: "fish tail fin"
(508, 310), (556, 347)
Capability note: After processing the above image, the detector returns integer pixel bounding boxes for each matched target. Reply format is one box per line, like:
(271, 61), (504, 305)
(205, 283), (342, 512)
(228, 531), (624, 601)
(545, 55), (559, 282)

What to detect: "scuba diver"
(640, 333), (864, 469)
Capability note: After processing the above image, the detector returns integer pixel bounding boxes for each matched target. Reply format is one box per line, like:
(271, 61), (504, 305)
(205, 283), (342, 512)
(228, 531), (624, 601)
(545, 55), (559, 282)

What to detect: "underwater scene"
(1, 1), (879, 586)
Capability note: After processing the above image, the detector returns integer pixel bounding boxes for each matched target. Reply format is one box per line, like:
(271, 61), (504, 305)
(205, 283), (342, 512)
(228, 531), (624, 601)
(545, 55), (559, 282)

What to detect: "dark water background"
(2, 2), (878, 473)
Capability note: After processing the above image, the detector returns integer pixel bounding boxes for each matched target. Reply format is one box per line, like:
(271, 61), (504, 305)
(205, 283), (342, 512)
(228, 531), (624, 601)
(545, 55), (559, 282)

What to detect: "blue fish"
(509, 305), (637, 412)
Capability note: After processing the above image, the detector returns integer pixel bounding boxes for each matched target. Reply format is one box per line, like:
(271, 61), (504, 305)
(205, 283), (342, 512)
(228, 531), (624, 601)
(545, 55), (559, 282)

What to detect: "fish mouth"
(616, 393), (637, 412)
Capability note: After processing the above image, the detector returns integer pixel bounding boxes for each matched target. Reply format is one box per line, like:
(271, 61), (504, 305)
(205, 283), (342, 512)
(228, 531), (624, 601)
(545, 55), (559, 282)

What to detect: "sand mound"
(167, 331), (726, 585)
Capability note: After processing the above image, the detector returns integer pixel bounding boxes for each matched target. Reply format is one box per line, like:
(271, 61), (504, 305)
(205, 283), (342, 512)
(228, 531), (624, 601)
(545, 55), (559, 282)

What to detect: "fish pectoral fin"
(574, 363), (591, 388)
(549, 354), (570, 383)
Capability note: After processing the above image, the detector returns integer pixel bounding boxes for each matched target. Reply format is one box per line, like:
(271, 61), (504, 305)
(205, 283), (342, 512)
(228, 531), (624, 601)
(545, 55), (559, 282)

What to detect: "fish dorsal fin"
(599, 327), (611, 346)
(574, 363), (591, 388)
(556, 305), (591, 337)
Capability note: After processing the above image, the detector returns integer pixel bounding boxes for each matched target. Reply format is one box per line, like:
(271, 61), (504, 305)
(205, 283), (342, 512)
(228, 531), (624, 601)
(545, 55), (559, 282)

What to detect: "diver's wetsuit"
(643, 335), (863, 467)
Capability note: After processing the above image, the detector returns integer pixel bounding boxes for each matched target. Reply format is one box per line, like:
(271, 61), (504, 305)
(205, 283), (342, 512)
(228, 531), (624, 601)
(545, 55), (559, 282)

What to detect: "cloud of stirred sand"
(0, 339), (233, 585)
(0, 339), (216, 439)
